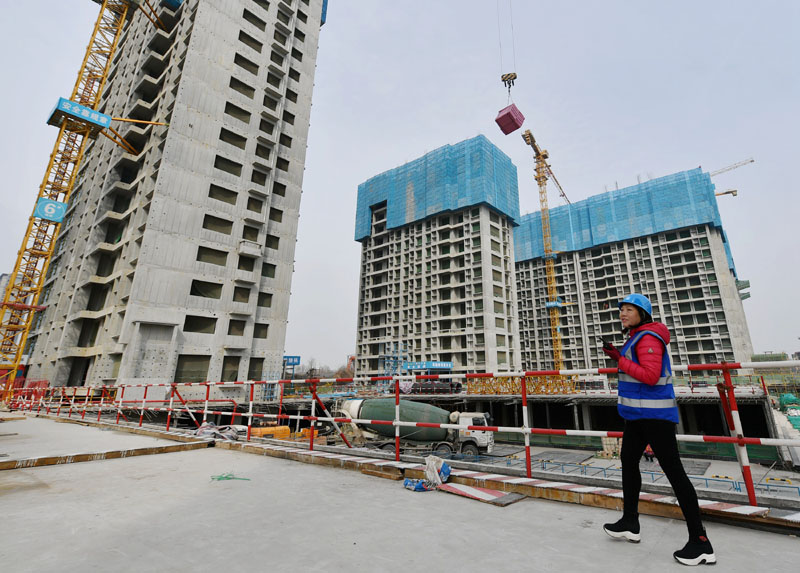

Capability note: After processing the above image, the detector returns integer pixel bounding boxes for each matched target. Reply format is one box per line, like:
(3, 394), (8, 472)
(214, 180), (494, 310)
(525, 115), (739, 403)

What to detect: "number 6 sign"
(34, 198), (67, 223)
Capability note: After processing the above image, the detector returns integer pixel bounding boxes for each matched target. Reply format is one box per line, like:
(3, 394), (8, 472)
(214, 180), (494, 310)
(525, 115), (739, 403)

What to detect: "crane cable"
(497, 0), (518, 102)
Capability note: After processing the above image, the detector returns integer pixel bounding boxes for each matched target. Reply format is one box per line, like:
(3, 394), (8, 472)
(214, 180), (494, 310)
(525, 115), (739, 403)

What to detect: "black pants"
(621, 419), (704, 538)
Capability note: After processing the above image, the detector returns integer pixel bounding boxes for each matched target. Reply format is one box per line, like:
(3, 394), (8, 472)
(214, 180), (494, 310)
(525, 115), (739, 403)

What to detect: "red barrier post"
(96, 387), (105, 422)
(68, 387), (77, 418)
(56, 387), (65, 417)
(165, 384), (175, 432)
(394, 379), (400, 461)
(115, 386), (126, 425)
(722, 368), (758, 505)
(37, 386), (46, 414)
(520, 376), (532, 478)
(172, 386), (201, 428)
(45, 387), (53, 414)
(139, 385), (149, 427)
(203, 383), (210, 423)
(81, 387), (91, 420)
(246, 382), (255, 442)
(230, 399), (237, 426)
(308, 381), (317, 451)
(278, 380), (285, 424)
(717, 383), (735, 431)
(312, 387), (352, 448)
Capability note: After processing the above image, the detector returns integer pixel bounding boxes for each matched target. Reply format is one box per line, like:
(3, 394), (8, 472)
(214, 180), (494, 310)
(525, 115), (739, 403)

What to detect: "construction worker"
(600, 293), (715, 566)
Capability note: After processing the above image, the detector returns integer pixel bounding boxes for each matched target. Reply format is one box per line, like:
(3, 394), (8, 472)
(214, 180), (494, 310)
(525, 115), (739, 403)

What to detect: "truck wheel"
(461, 444), (479, 457)
(434, 443), (453, 454)
(380, 443), (395, 452)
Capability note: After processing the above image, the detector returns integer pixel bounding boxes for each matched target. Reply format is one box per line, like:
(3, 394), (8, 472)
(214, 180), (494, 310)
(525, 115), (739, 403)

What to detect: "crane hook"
(501, 72), (517, 97)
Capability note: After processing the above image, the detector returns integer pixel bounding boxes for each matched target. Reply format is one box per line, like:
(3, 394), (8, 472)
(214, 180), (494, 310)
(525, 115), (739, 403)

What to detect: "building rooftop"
(355, 135), (520, 241)
(514, 168), (736, 274)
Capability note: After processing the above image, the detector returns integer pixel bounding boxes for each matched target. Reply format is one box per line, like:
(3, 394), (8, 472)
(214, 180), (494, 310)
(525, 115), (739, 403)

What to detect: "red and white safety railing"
(9, 360), (800, 506)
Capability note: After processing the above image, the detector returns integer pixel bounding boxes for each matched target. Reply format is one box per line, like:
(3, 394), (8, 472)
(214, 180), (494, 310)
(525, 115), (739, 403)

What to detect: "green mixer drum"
(360, 398), (450, 442)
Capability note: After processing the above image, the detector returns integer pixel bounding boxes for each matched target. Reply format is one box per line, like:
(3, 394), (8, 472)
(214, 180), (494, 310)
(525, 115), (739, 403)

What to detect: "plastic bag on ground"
(194, 422), (239, 441)
(424, 455), (451, 486)
(403, 478), (436, 492)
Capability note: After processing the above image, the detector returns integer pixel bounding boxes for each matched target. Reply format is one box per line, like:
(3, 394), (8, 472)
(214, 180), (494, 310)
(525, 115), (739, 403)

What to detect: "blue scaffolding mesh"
(355, 135), (520, 241)
(514, 168), (737, 275)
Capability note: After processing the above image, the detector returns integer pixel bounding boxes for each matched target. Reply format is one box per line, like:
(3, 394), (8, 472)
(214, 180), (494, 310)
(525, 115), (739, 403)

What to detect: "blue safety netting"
(514, 168), (737, 275)
(355, 135), (520, 241)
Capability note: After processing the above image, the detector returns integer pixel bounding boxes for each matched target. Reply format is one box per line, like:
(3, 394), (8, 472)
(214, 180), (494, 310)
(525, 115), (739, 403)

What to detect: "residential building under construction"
(355, 139), (753, 376)
(514, 168), (753, 371)
(354, 135), (523, 376)
(23, 0), (326, 387)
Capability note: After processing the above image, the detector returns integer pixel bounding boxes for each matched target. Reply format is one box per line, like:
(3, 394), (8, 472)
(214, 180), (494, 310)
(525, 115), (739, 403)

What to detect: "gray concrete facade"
(26, 0), (324, 387)
(516, 223), (754, 370)
(355, 204), (522, 376)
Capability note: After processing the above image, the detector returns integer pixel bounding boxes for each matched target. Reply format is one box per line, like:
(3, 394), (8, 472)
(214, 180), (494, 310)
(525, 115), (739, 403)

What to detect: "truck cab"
(455, 412), (494, 454)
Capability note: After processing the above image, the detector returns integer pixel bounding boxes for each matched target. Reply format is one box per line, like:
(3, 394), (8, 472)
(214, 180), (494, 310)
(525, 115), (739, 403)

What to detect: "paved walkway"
(2, 445), (798, 572)
(0, 416), (178, 460)
(476, 442), (800, 501)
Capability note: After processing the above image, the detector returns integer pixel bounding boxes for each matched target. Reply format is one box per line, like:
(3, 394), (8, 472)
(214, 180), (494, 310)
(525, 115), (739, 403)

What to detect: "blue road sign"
(283, 355), (301, 366)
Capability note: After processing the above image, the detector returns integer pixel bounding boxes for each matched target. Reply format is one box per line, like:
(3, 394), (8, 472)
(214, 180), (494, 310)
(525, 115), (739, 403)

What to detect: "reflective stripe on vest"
(616, 330), (679, 423)
(618, 397), (678, 409)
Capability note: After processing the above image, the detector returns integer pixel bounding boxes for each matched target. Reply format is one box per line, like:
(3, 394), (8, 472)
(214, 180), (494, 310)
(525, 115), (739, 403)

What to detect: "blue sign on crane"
(34, 198), (67, 223)
(47, 98), (112, 138)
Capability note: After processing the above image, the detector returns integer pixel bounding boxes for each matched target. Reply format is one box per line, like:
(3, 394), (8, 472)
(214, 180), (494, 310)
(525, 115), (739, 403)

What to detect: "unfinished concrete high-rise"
(354, 135), (522, 377)
(514, 169), (753, 371)
(25, 0), (327, 386)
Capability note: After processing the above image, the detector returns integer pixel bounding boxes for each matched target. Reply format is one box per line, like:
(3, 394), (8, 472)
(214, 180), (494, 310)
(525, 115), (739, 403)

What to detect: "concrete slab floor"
(0, 448), (796, 572)
(0, 417), (179, 460)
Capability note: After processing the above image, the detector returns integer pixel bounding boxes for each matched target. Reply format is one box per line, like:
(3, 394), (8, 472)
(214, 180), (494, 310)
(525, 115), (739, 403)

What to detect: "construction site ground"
(2, 416), (799, 572)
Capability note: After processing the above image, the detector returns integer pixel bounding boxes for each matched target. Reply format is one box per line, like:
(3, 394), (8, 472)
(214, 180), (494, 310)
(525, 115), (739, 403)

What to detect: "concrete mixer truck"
(337, 398), (494, 455)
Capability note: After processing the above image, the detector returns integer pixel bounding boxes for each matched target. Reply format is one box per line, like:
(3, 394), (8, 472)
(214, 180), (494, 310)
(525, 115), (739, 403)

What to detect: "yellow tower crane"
(0, 0), (175, 400)
(521, 129), (571, 371)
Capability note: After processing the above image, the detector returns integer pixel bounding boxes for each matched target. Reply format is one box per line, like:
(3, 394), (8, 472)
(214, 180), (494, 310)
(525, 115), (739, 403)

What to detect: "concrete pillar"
(581, 403), (592, 430)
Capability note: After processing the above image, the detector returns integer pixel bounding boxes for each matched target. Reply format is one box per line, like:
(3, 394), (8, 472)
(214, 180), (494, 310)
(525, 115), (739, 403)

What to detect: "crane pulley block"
(501, 72), (517, 89)
(47, 98), (112, 139)
(495, 103), (525, 135)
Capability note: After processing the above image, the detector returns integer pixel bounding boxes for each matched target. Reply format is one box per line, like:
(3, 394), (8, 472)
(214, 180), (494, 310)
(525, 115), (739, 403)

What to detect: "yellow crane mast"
(0, 0), (171, 399)
(521, 129), (570, 371)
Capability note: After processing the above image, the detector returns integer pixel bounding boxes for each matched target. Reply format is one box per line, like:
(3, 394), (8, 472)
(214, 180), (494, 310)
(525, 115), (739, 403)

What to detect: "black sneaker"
(673, 535), (716, 566)
(603, 517), (641, 543)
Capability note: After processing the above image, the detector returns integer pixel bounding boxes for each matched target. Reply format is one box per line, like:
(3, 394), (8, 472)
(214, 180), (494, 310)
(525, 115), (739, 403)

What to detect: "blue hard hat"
(618, 293), (652, 316)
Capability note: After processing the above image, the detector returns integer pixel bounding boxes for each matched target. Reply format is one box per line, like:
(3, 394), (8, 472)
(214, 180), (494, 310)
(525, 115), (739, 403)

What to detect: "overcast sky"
(1, 1), (798, 370)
